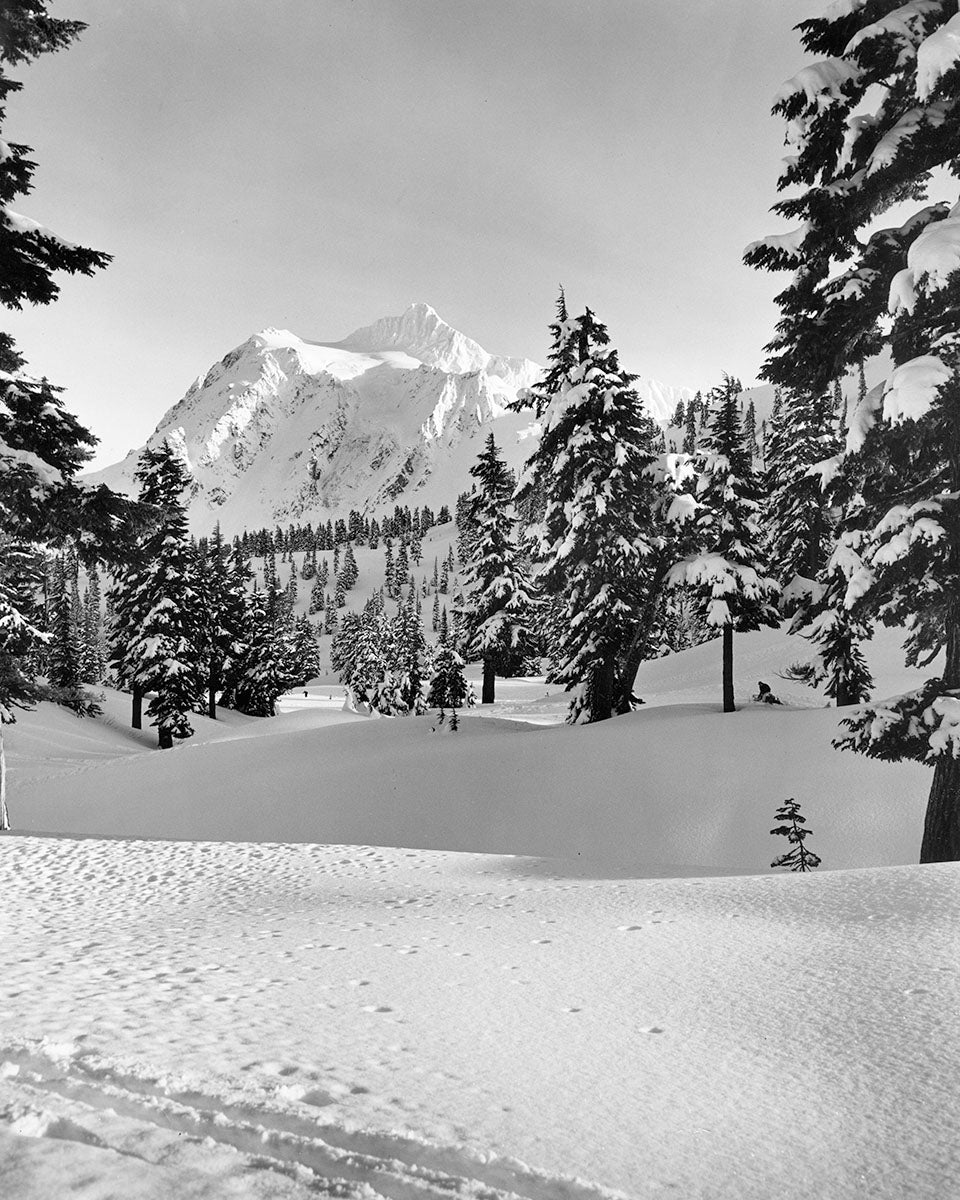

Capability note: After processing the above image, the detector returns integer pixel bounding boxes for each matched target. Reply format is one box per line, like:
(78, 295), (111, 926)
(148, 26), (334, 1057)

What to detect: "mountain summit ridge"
(85, 304), (692, 534)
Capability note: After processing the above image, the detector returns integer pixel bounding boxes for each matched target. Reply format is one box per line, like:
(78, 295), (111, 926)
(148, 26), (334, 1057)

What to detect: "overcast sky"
(6, 0), (820, 467)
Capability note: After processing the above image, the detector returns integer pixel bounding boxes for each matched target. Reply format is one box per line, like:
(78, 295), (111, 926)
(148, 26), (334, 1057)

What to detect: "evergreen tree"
(427, 635), (470, 716)
(746, 1), (960, 860)
(340, 541), (359, 591)
(395, 539), (409, 592)
(384, 541), (395, 598)
(510, 286), (577, 418)
(197, 525), (250, 718)
(461, 433), (534, 704)
(0, 7), (143, 822)
(741, 399), (758, 466)
(323, 598), (337, 635)
(232, 588), (296, 717)
(770, 799), (821, 872)
(79, 564), (106, 685)
(293, 614), (323, 682)
(390, 591), (428, 714)
(111, 443), (203, 747)
(1, 6), (111, 311)
(682, 391), (700, 455)
(309, 571), (325, 615)
(669, 377), (780, 712)
(46, 559), (82, 699)
(765, 388), (840, 593)
(517, 305), (668, 723)
(671, 398), (686, 429)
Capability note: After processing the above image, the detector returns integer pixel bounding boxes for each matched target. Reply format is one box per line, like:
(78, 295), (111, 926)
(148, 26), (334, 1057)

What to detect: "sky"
(6, 0), (822, 468)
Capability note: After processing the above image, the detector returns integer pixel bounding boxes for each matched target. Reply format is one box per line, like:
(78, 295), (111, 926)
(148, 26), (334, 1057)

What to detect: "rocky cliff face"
(85, 303), (691, 534)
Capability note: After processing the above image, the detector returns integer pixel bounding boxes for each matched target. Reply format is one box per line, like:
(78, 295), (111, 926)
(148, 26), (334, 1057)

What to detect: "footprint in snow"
(640, 1025), (665, 1034)
(618, 925), (644, 932)
(532, 938), (552, 945)
(362, 1005), (394, 1014)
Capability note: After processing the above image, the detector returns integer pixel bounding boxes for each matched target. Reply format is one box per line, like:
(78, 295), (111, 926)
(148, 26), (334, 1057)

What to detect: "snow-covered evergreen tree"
(112, 443), (203, 748)
(669, 377), (780, 712)
(79, 565), (106, 685)
(195, 525), (250, 718)
(511, 286), (578, 419)
(461, 433), (534, 704)
(516, 304), (667, 723)
(47, 559), (82, 697)
(293, 614), (323, 682)
(427, 633), (471, 719)
(765, 388), (840, 593)
(231, 588), (292, 717)
(681, 392), (699, 455)
(746, 0), (960, 860)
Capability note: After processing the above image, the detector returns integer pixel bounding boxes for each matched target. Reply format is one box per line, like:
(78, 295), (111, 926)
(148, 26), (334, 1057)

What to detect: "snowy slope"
(3, 615), (958, 1196)
(2, 618), (959, 1198)
(5, 623), (939, 870)
(83, 303), (692, 535)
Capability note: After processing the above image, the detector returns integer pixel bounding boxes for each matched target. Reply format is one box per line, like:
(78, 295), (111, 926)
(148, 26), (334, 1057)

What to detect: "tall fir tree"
(46, 558), (82, 698)
(746, 1), (960, 860)
(0, 4), (140, 824)
(682, 391), (700, 455)
(765, 388), (840, 593)
(111, 443), (203, 748)
(516, 304), (667, 723)
(461, 433), (534, 704)
(79, 564), (106, 685)
(669, 377), (781, 712)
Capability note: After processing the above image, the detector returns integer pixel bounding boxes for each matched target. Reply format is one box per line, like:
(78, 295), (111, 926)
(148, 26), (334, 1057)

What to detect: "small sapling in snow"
(771, 799), (821, 872)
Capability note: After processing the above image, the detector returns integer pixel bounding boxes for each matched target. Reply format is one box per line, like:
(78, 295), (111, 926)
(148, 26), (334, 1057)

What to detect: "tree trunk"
(614, 554), (672, 714)
(921, 598), (960, 861)
(587, 656), (617, 723)
(132, 686), (143, 730)
(722, 626), (735, 713)
(208, 659), (219, 720)
(920, 756), (960, 862)
(0, 725), (9, 832)
(481, 656), (495, 705)
(158, 726), (173, 750)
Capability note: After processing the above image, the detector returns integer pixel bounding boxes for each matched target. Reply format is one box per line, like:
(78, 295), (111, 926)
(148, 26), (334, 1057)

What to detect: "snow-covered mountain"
(85, 303), (692, 534)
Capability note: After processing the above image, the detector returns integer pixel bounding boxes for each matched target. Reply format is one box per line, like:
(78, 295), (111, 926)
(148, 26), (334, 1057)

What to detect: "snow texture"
(916, 11), (960, 99)
(1, 622), (957, 1197)
(882, 355), (951, 424)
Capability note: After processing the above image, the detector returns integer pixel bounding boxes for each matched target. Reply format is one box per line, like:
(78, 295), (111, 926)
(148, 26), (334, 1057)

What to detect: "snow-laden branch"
(774, 59), (861, 110)
(916, 11), (960, 98)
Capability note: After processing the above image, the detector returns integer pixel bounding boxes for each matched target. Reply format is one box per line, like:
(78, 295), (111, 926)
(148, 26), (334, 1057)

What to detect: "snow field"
(2, 621), (956, 1196)
(2, 836), (959, 1198)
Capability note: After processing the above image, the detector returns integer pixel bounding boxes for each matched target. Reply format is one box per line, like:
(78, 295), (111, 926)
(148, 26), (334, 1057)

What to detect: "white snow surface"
(916, 11), (960, 98)
(82, 303), (692, 535)
(882, 354), (952, 423)
(3, 624), (959, 1197)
